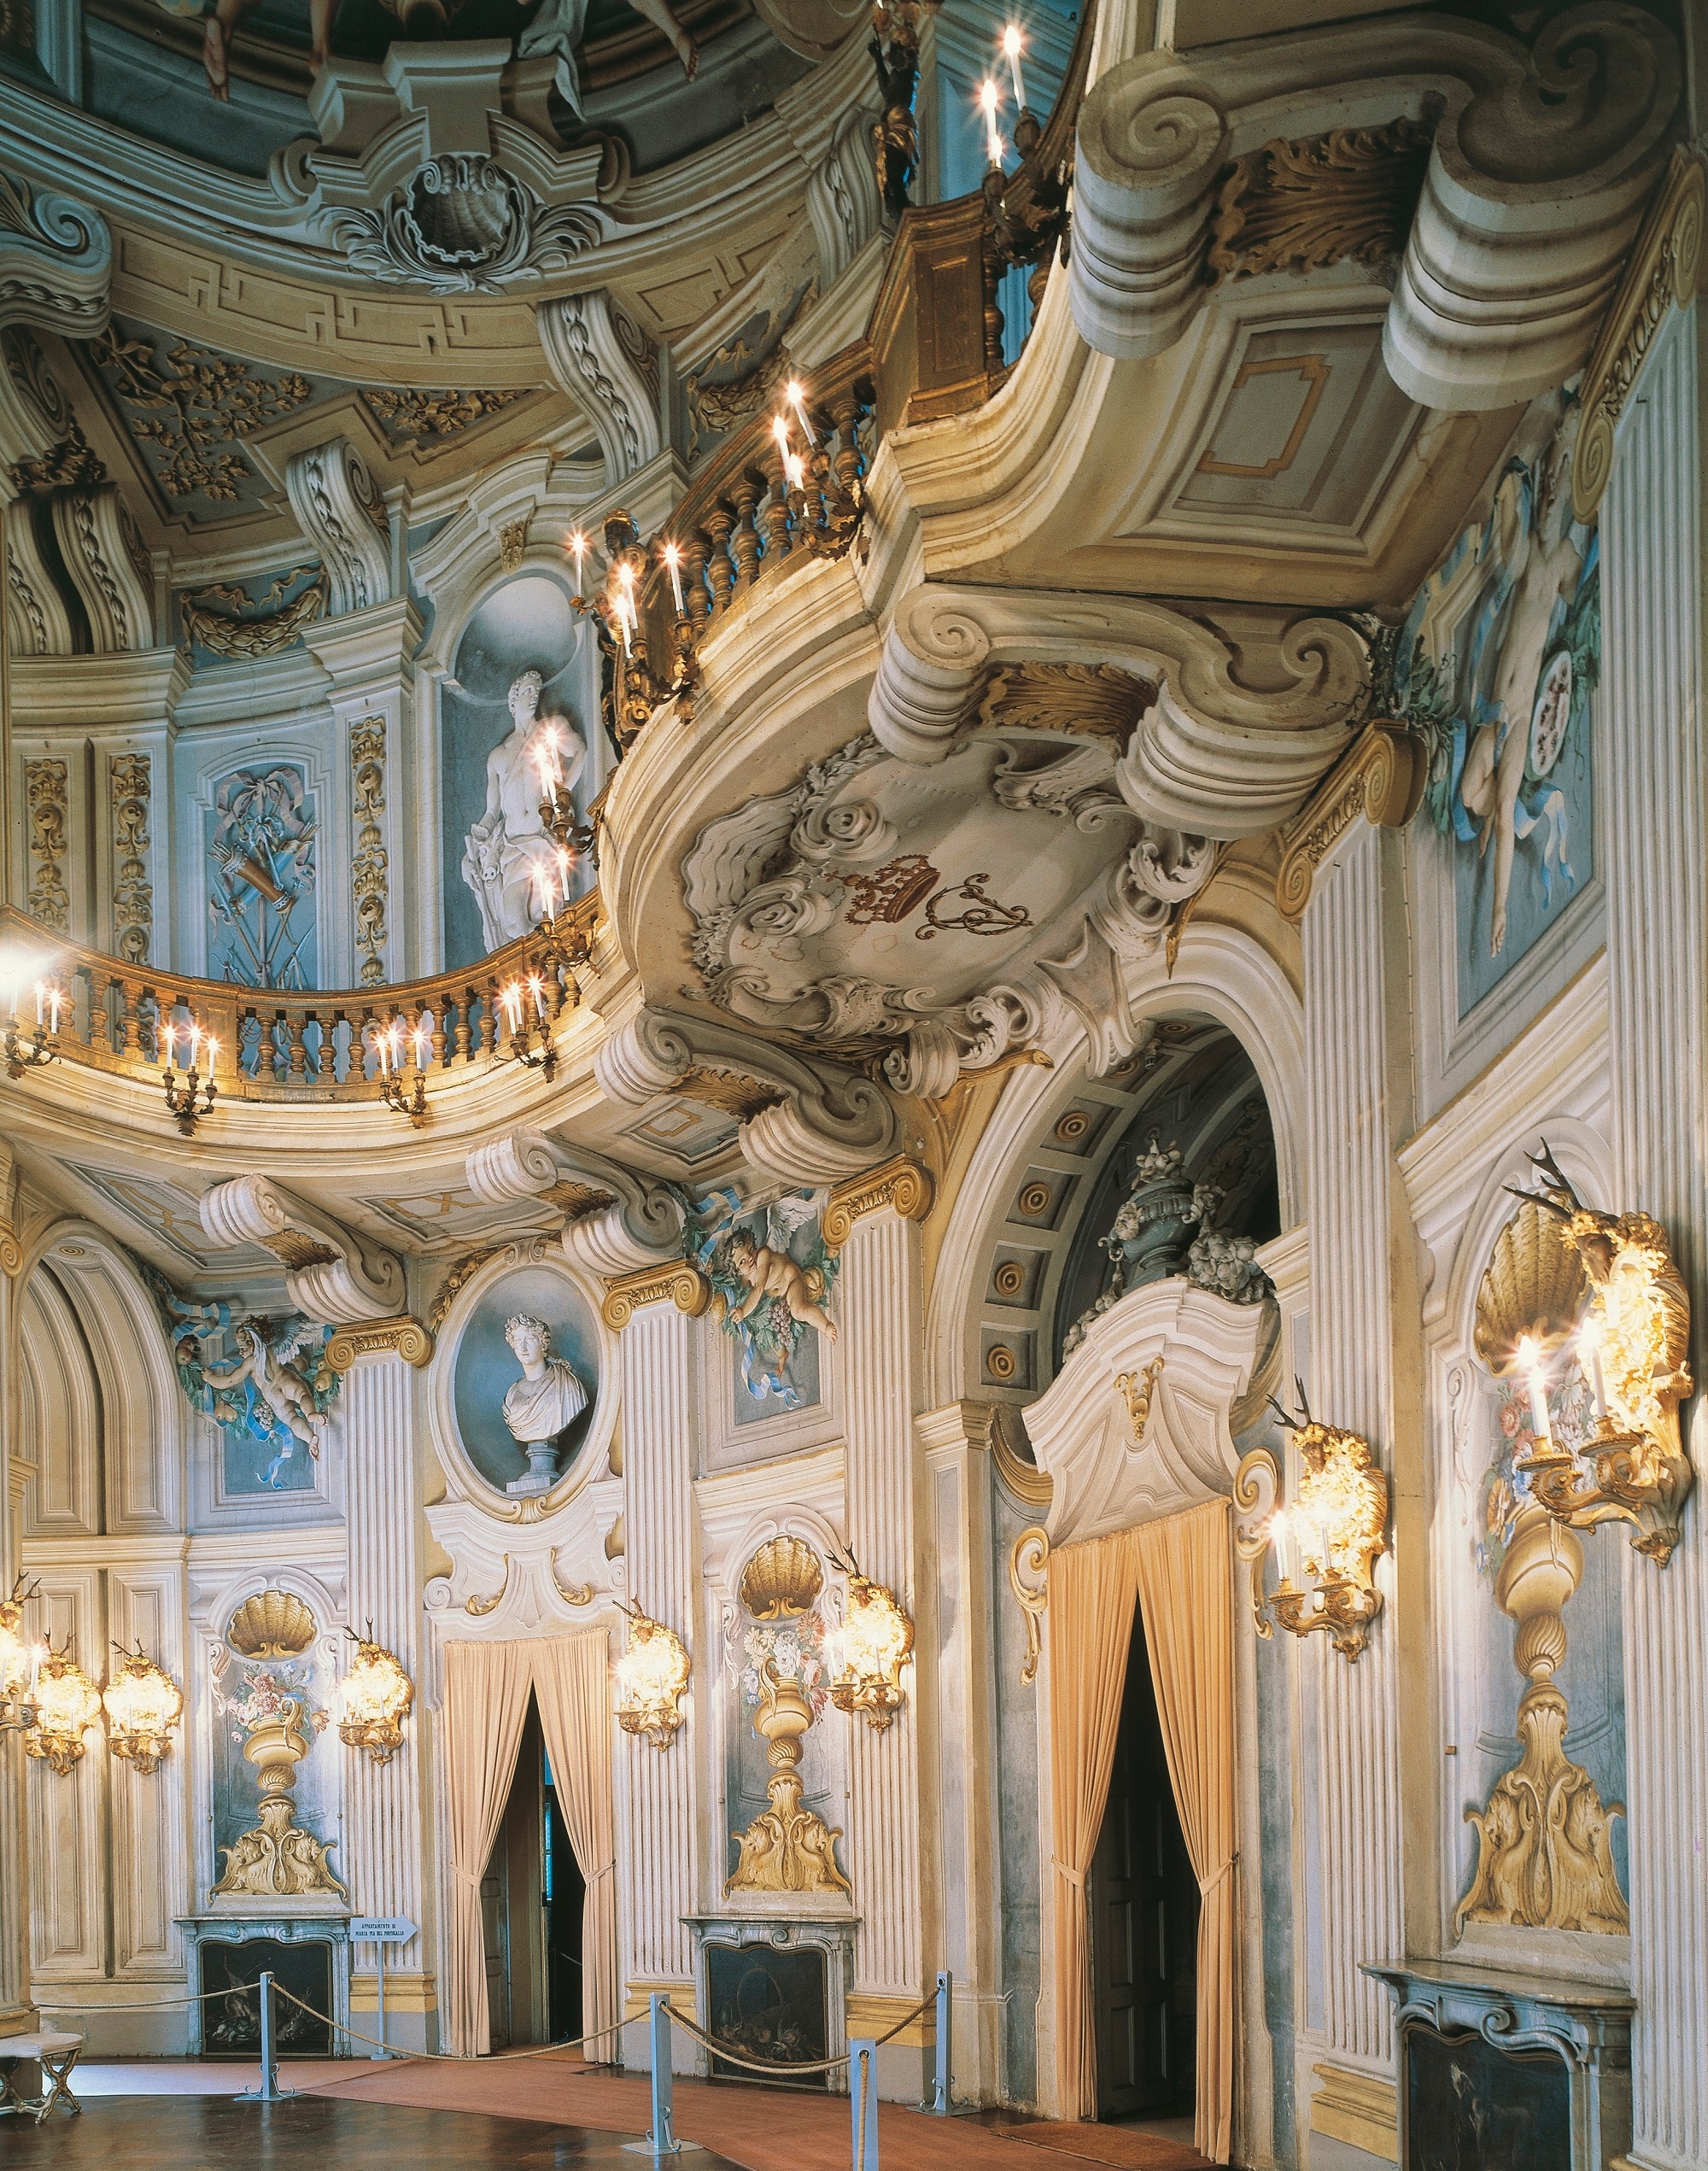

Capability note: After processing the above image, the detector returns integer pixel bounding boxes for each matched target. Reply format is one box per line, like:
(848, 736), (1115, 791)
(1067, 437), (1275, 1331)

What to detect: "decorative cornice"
(1275, 721), (1424, 921)
(1573, 144), (1706, 523)
(600, 1261), (711, 1331)
(822, 1156), (935, 1250)
(326, 1314), (433, 1371)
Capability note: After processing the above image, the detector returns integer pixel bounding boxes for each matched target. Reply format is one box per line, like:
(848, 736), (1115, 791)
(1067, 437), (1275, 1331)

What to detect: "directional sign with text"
(348, 1915), (418, 1943)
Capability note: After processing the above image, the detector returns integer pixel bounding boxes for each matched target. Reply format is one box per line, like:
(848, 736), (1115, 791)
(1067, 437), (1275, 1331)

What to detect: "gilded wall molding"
(24, 756), (68, 929)
(110, 751), (151, 964)
(326, 1314), (434, 1371)
(1115, 1355), (1164, 1444)
(822, 1156), (935, 1249)
(1275, 722), (1424, 921)
(1573, 145), (1706, 523)
(1009, 1524), (1049, 1686)
(600, 1261), (711, 1331)
(350, 715), (389, 987)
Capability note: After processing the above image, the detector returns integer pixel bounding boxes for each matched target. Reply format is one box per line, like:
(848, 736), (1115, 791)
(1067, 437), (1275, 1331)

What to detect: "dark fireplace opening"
(705, 1942), (828, 2090)
(197, 1936), (334, 2057)
(1406, 2022), (1571, 2168)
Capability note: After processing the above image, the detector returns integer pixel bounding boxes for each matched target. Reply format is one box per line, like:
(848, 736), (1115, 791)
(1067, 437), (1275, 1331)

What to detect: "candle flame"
(980, 76), (999, 115)
(662, 541), (681, 567)
(1002, 22), (1022, 56)
(1516, 1332), (1541, 1373)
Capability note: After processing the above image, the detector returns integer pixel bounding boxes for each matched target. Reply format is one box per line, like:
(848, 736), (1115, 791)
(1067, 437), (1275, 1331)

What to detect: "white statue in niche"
(460, 670), (587, 952)
(500, 1313), (588, 1496)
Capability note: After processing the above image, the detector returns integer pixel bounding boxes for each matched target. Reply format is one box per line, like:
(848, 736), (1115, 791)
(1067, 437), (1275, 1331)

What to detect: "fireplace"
(687, 1915), (856, 2094)
(175, 1915), (353, 2057)
(1366, 1957), (1634, 2171)
(705, 1941), (828, 2087)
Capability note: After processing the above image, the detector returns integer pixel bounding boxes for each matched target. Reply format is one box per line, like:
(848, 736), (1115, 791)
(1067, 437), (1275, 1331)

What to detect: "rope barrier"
(666, 1991), (936, 2079)
(267, 1984), (623, 2065)
(35, 1988), (248, 2016)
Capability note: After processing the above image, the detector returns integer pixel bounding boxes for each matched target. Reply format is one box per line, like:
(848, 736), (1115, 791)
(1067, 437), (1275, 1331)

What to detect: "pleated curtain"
(1131, 1498), (1237, 2167)
(443, 1637), (535, 2058)
(1047, 1500), (1237, 2163)
(1047, 1524), (1144, 2122)
(443, 1629), (621, 2059)
(530, 1627), (621, 2063)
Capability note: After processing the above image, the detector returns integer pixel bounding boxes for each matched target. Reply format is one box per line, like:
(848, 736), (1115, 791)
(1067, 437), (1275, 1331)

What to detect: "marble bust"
(500, 1313), (588, 1496)
(460, 670), (588, 952)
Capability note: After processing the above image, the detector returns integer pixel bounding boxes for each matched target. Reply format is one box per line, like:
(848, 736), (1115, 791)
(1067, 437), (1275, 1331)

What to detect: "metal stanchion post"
(623, 1992), (683, 2156)
(851, 2037), (880, 2170)
(237, 1970), (295, 2102)
(924, 1969), (952, 2115)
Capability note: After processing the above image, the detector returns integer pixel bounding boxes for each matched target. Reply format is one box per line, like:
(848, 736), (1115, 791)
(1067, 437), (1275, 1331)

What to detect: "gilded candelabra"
(24, 1639), (103, 1776)
(825, 1547), (914, 1729)
(161, 1020), (218, 1136)
(0, 1576), (41, 1731)
(498, 974), (558, 1080)
(1234, 1383), (1390, 1663)
(336, 1628), (414, 1765)
(1508, 1145), (1695, 1565)
(370, 1019), (430, 1126)
(102, 1642), (184, 1775)
(3, 984), (60, 1078)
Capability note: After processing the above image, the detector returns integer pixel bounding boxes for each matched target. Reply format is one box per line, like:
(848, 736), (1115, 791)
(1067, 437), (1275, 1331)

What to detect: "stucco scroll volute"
(198, 1173), (406, 1325)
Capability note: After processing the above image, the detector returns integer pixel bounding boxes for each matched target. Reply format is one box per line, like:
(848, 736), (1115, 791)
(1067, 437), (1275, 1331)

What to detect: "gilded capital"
(326, 1314), (434, 1371)
(600, 1261), (711, 1331)
(822, 1156), (935, 1250)
(1275, 723), (1424, 920)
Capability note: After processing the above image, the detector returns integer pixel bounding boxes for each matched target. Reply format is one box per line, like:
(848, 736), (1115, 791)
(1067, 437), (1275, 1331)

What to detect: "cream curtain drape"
(1046, 1501), (1237, 2162)
(1047, 1524), (1144, 2122)
(530, 1628), (621, 2063)
(443, 1638), (535, 2058)
(1131, 1497), (1237, 2167)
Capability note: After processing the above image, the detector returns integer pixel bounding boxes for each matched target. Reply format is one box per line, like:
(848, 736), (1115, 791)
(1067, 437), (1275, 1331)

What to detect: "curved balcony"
(0, 894), (599, 1110)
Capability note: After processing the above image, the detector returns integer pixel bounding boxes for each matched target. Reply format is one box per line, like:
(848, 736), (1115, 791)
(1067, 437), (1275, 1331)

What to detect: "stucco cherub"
(201, 1320), (329, 1481)
(727, 1220), (838, 1345)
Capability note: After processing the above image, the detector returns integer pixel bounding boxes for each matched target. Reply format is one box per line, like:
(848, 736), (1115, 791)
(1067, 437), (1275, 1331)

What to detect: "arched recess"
(15, 1220), (190, 2014)
(924, 920), (1303, 1414)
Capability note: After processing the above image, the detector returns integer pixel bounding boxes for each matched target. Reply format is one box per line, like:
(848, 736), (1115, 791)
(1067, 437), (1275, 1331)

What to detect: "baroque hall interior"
(0, 0), (1702, 2165)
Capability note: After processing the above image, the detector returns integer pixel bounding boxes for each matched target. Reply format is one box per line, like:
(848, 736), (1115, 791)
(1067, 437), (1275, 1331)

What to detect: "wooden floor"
(0, 2092), (744, 2166)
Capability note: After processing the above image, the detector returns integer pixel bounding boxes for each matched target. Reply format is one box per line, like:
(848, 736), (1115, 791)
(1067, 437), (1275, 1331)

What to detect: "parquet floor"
(0, 2092), (743, 2166)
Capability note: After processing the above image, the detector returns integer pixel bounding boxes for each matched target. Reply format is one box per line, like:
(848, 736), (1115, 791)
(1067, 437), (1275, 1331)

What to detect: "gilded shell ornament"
(738, 1536), (824, 1621)
(1473, 1197), (1590, 1376)
(226, 1589), (319, 1658)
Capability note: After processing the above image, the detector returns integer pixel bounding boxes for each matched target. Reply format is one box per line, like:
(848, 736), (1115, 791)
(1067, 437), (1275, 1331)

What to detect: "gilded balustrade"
(0, 894), (598, 1108)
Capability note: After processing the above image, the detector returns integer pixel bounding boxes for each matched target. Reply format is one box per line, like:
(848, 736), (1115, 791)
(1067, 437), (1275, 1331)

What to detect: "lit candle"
(1269, 1507), (1297, 1588)
(47, 985), (61, 1035)
(662, 541), (686, 617)
(501, 982), (524, 1035)
(533, 857), (555, 921)
(186, 1023), (202, 1070)
(785, 377), (813, 442)
(411, 1024), (429, 1070)
(1518, 1334), (1553, 1448)
(557, 846), (573, 894)
(1579, 1315), (1609, 1424)
(785, 449), (804, 491)
(980, 78), (1003, 167)
(161, 1020), (177, 1068)
(1001, 23), (1027, 109)
(528, 973), (547, 1022)
(33, 980), (43, 1026)
(568, 530), (587, 596)
(205, 1037), (219, 1070)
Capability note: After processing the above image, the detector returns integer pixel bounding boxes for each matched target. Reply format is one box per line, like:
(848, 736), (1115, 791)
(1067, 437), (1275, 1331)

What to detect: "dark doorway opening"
(482, 1697), (585, 2051)
(1089, 1605), (1199, 2121)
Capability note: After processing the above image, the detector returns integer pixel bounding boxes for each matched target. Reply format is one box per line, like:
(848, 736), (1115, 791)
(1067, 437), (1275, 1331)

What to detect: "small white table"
(0, 2029), (84, 2121)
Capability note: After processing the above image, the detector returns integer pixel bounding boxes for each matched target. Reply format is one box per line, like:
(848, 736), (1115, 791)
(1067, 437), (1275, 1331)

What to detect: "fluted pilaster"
(1600, 299), (1708, 2171)
(1301, 819), (1403, 2072)
(617, 1298), (698, 1997)
(342, 1355), (428, 2024)
(838, 1207), (923, 2001)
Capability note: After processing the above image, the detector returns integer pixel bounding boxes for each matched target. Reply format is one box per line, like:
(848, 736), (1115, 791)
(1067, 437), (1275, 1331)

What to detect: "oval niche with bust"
(451, 1264), (601, 1498)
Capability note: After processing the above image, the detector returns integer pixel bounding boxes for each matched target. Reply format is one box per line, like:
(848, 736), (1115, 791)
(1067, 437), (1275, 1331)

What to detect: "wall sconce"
(336, 1629), (414, 1764)
(102, 1642), (184, 1774)
(0, 1577), (41, 1731)
(1234, 1385), (1389, 1663)
(371, 1020), (430, 1127)
(825, 1549), (915, 1729)
(161, 1019), (219, 1136)
(3, 982), (61, 1077)
(1507, 1148), (1695, 1565)
(613, 1600), (689, 1749)
(24, 1639), (103, 1775)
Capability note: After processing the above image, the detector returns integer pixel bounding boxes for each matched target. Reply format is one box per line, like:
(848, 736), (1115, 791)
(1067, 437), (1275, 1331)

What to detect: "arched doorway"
(482, 1694), (587, 2050)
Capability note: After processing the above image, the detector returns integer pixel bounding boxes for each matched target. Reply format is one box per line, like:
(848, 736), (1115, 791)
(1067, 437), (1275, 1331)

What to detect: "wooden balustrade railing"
(0, 893), (599, 1105)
